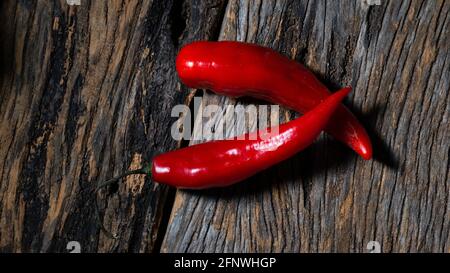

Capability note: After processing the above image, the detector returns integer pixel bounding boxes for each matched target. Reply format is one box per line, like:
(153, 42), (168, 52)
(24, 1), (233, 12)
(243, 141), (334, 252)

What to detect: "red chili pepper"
(151, 87), (349, 189)
(96, 84), (348, 237)
(176, 41), (372, 160)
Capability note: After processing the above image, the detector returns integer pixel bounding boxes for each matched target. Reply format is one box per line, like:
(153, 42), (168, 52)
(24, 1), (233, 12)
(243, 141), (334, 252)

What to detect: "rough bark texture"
(0, 0), (449, 253)
(0, 0), (227, 252)
(161, 0), (450, 253)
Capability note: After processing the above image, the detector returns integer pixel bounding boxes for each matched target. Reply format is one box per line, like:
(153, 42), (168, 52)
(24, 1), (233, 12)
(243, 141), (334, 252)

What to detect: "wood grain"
(0, 0), (226, 252)
(161, 0), (450, 253)
(0, 0), (448, 253)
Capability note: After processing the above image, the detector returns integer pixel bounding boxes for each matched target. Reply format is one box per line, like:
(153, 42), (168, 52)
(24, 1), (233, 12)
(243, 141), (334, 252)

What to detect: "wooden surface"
(0, 0), (449, 253)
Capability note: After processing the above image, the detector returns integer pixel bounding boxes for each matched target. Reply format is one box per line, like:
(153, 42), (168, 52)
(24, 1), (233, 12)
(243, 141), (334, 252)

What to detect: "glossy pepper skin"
(176, 41), (372, 160)
(151, 88), (349, 189)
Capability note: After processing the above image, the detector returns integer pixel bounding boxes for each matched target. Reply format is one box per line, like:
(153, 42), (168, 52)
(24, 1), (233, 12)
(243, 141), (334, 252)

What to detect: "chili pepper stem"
(95, 164), (151, 239)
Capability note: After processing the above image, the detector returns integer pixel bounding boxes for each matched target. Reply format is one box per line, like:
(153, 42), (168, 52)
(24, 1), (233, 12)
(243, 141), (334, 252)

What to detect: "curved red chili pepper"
(96, 87), (348, 237)
(151, 87), (350, 189)
(175, 41), (372, 160)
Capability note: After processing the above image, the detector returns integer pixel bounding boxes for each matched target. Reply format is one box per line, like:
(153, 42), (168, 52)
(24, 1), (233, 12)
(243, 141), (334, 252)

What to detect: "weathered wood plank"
(0, 0), (226, 252)
(161, 0), (450, 252)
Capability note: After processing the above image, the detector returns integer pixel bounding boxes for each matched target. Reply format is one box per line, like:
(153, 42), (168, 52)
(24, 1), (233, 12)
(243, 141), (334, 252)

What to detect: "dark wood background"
(0, 0), (448, 253)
